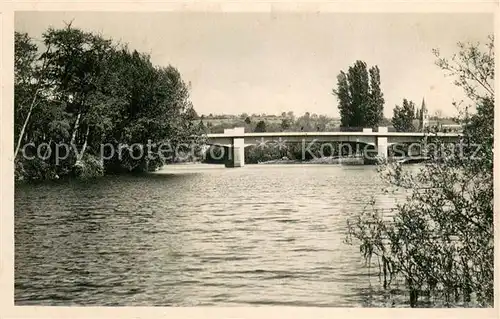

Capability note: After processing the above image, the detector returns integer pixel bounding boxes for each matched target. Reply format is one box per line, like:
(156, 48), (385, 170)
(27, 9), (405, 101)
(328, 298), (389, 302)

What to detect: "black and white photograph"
(4, 3), (496, 314)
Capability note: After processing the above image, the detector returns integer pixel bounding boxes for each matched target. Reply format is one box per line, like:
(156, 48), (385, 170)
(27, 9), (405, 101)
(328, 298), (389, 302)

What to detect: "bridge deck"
(206, 131), (461, 138)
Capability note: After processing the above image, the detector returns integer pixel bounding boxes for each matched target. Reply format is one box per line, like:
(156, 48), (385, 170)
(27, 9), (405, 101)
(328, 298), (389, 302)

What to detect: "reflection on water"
(15, 164), (408, 306)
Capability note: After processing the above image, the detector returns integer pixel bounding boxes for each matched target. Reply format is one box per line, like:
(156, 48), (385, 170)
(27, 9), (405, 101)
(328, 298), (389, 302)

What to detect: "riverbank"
(257, 156), (365, 165)
(15, 156), (431, 184)
(257, 156), (431, 165)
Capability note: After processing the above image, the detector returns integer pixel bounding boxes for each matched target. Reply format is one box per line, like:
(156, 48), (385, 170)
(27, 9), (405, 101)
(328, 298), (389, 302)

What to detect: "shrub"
(345, 36), (494, 307)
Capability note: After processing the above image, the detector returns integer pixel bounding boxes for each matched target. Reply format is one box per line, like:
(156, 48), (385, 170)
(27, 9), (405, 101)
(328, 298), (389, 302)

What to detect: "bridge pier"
(376, 126), (388, 161)
(224, 127), (245, 168)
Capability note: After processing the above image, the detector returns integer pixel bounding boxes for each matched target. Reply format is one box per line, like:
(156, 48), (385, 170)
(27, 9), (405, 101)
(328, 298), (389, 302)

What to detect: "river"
(15, 164), (409, 307)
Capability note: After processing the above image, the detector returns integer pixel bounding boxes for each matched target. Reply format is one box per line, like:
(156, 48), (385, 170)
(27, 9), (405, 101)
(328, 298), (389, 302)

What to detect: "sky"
(15, 12), (493, 118)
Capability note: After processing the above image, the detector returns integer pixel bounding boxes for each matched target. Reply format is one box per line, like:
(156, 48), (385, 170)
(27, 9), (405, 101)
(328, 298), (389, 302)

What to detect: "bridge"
(205, 127), (461, 167)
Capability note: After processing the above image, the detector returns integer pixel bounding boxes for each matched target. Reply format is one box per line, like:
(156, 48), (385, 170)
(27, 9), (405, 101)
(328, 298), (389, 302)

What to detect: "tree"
(379, 117), (392, 127)
(295, 113), (313, 132)
(346, 35), (494, 307)
(366, 66), (385, 128)
(254, 120), (266, 132)
(40, 25), (117, 158)
(315, 115), (329, 132)
(14, 25), (200, 180)
(332, 60), (385, 129)
(197, 120), (208, 134)
(392, 99), (416, 132)
(280, 118), (291, 131)
(14, 32), (50, 159)
(186, 107), (198, 120)
(244, 116), (252, 125)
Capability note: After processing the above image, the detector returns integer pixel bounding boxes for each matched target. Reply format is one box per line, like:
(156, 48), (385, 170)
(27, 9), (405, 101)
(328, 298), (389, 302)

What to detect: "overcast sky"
(15, 12), (493, 118)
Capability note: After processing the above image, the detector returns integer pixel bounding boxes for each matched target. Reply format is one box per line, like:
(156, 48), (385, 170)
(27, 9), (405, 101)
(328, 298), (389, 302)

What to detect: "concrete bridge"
(206, 127), (461, 167)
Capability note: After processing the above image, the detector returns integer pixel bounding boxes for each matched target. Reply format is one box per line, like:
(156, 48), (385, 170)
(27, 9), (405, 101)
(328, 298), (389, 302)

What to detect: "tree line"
(15, 24), (202, 181)
(200, 112), (395, 135)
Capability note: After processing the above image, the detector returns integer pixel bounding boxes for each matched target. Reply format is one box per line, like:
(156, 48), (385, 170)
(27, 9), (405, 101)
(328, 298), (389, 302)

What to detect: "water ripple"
(15, 164), (405, 306)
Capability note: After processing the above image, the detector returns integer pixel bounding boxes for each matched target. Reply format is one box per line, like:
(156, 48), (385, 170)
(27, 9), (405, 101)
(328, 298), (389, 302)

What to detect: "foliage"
(332, 60), (385, 129)
(254, 120), (267, 133)
(73, 154), (104, 179)
(280, 118), (292, 131)
(202, 140), (355, 165)
(14, 25), (202, 181)
(392, 99), (416, 132)
(203, 112), (350, 134)
(346, 36), (494, 307)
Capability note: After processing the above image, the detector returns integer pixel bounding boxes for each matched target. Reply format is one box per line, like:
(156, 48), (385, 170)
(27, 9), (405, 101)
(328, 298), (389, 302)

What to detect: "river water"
(15, 164), (409, 307)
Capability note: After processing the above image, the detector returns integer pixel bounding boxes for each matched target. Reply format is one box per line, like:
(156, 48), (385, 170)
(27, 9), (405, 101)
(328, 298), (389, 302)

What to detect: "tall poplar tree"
(332, 60), (385, 129)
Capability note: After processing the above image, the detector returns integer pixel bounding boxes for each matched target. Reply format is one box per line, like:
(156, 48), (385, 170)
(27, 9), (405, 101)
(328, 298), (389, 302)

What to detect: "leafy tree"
(295, 113), (314, 132)
(185, 107), (198, 120)
(197, 120), (207, 134)
(254, 120), (266, 133)
(332, 60), (385, 129)
(14, 31), (49, 159)
(244, 116), (252, 125)
(392, 99), (416, 132)
(379, 117), (392, 127)
(346, 35), (494, 307)
(14, 25), (201, 180)
(315, 115), (329, 131)
(280, 118), (291, 131)
(366, 66), (385, 128)
(42, 25), (115, 153)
